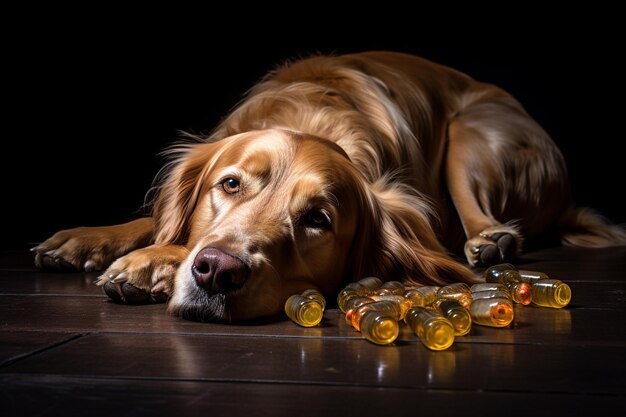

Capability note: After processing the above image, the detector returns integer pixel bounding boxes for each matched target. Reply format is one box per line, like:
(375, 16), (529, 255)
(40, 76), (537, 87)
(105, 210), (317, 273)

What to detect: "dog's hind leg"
(444, 92), (569, 267)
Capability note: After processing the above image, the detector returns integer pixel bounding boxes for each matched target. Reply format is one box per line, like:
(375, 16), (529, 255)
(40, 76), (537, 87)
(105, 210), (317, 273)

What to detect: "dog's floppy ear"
(353, 178), (478, 285)
(151, 141), (224, 245)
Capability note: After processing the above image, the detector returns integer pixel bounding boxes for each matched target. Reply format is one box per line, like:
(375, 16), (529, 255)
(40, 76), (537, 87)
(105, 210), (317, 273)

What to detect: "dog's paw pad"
(102, 281), (153, 304)
(478, 243), (500, 266)
(490, 232), (517, 260)
(34, 253), (78, 272)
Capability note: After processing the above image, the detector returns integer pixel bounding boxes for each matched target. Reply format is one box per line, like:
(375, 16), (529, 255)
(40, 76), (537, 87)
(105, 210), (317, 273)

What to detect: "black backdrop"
(4, 23), (624, 249)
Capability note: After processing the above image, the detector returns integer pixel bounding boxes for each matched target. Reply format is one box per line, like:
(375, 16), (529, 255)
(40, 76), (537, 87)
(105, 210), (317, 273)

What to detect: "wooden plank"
(2, 333), (624, 395)
(2, 374), (623, 417)
(0, 270), (102, 296)
(2, 295), (625, 346)
(0, 331), (81, 366)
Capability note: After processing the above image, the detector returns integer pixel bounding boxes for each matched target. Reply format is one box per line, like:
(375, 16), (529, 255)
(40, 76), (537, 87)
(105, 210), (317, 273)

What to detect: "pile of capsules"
(284, 263), (572, 350)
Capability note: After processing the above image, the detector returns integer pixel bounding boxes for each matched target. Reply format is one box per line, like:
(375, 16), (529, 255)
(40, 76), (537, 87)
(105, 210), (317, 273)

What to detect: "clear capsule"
(484, 263), (521, 284)
(356, 276), (384, 291)
(469, 297), (514, 327)
(531, 279), (571, 308)
(285, 295), (324, 327)
(360, 311), (399, 345)
(404, 307), (455, 351)
(471, 289), (511, 301)
(301, 289), (326, 310)
(437, 283), (472, 308)
(471, 283), (507, 292)
(375, 280), (405, 295)
(518, 270), (550, 283)
(437, 299), (472, 336)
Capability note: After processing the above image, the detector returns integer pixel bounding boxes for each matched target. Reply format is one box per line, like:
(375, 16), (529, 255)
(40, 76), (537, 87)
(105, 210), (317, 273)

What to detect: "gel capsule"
(404, 307), (455, 350)
(484, 263), (521, 284)
(357, 276), (384, 291)
(531, 279), (571, 308)
(471, 283), (508, 293)
(469, 298), (514, 327)
(404, 286), (440, 307)
(518, 270), (550, 283)
(437, 283), (472, 308)
(352, 300), (401, 331)
(471, 289), (511, 301)
(368, 295), (412, 319)
(375, 280), (405, 295)
(285, 295), (323, 327)
(301, 289), (326, 310)
(505, 281), (532, 305)
(360, 311), (399, 345)
(437, 299), (472, 336)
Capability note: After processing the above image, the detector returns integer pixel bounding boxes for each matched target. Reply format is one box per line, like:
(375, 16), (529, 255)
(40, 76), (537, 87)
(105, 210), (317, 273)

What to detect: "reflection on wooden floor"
(1, 246), (625, 415)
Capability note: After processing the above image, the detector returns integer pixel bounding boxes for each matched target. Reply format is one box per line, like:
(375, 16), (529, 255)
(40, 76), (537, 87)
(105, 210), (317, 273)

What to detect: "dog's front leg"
(95, 244), (189, 304)
(32, 217), (155, 272)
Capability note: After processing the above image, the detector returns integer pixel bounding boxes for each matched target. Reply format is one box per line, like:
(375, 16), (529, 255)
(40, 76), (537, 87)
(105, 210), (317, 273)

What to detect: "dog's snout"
(192, 247), (248, 292)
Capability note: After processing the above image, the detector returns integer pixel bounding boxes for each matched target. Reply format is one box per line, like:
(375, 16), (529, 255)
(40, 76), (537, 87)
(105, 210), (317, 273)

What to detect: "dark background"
(3, 18), (624, 249)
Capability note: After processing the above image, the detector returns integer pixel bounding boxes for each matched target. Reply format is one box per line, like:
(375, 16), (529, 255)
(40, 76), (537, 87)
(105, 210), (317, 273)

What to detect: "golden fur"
(34, 51), (626, 321)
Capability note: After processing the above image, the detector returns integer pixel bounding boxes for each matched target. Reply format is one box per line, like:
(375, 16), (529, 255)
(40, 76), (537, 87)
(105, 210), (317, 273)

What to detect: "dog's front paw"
(32, 228), (121, 272)
(464, 225), (522, 267)
(95, 244), (188, 304)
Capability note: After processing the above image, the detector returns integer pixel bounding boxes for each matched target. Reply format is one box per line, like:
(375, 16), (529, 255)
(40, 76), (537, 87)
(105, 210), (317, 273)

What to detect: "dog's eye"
(222, 178), (241, 194)
(303, 210), (331, 229)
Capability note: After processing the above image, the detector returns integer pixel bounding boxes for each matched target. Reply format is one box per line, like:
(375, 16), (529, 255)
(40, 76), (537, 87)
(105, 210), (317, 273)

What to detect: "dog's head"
(154, 129), (474, 322)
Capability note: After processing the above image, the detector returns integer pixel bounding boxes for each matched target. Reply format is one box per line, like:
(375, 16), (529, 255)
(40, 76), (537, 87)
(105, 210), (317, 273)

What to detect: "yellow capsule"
(518, 269), (550, 283)
(369, 294), (412, 319)
(437, 300), (472, 336)
(404, 307), (455, 351)
(285, 295), (323, 327)
(469, 298), (514, 327)
(344, 297), (375, 325)
(352, 300), (402, 331)
(375, 280), (405, 295)
(301, 289), (326, 310)
(360, 311), (399, 345)
(531, 279), (571, 308)
(404, 286), (440, 307)
(437, 283), (472, 308)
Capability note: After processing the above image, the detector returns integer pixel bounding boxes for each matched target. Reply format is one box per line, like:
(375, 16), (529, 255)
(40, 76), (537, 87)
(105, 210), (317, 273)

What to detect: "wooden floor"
(1, 246), (625, 416)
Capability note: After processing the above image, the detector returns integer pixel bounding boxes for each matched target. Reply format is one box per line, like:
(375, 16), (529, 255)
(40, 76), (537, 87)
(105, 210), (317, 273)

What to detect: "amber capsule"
(351, 300), (401, 331)
(471, 289), (511, 301)
(301, 289), (326, 310)
(356, 276), (384, 291)
(484, 263), (521, 284)
(437, 283), (472, 309)
(337, 282), (368, 312)
(437, 300), (472, 336)
(404, 307), (455, 351)
(360, 311), (399, 345)
(471, 283), (507, 293)
(531, 279), (571, 308)
(344, 297), (375, 325)
(375, 280), (405, 295)
(369, 295), (412, 319)
(285, 295), (323, 327)
(505, 281), (532, 305)
(404, 286), (440, 307)
(469, 298), (514, 327)
(518, 270), (550, 283)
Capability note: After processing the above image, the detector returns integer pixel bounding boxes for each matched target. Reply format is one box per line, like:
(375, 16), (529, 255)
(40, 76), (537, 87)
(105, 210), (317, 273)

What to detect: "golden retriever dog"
(33, 51), (626, 322)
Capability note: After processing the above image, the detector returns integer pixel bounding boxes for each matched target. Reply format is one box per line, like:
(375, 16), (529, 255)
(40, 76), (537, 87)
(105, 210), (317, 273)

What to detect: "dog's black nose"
(192, 247), (248, 292)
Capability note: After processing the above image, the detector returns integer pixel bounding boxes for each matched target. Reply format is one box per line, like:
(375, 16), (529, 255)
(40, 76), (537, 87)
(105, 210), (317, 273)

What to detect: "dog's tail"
(558, 206), (626, 247)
